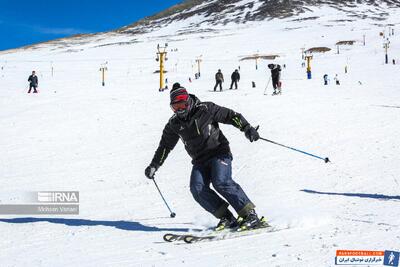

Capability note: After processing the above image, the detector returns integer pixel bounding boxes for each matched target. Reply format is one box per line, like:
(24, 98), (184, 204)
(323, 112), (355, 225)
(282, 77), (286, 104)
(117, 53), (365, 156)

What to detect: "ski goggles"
(170, 101), (188, 112)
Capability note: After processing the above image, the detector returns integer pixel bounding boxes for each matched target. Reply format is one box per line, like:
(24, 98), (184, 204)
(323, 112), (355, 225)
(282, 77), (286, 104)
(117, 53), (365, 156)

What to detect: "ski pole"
(152, 179), (176, 218)
(263, 77), (271, 95)
(258, 136), (330, 163)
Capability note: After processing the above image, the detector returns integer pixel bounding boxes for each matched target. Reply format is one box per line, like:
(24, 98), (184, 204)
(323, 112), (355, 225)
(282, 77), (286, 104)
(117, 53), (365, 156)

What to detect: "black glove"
(145, 165), (158, 179)
(244, 125), (260, 142)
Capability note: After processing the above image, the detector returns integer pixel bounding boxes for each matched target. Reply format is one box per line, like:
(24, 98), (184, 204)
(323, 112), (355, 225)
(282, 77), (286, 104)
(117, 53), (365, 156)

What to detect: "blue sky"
(0, 0), (183, 51)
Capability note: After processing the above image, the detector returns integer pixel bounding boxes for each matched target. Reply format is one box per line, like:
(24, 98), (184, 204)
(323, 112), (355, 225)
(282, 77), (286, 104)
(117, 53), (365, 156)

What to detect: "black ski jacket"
(28, 75), (38, 86)
(270, 64), (281, 80)
(151, 95), (250, 167)
(215, 72), (224, 82)
(231, 71), (240, 81)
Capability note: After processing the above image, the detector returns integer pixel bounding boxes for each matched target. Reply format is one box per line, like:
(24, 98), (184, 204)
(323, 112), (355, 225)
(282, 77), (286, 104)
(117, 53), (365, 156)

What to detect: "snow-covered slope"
(0, 3), (400, 267)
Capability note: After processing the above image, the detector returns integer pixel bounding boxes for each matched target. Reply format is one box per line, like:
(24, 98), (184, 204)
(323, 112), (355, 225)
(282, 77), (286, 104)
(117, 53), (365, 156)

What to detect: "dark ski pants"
(28, 85), (38, 93)
(272, 78), (279, 89)
(190, 155), (255, 218)
(230, 80), (238, 89)
(214, 81), (223, 91)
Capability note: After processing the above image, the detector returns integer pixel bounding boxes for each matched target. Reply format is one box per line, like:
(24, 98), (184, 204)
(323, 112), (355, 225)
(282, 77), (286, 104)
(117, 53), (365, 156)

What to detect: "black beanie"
(170, 84), (188, 104)
(172, 82), (181, 90)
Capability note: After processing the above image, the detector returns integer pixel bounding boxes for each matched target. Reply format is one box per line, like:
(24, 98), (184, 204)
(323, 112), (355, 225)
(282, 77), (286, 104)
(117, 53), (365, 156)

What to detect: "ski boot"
(237, 209), (261, 231)
(215, 210), (238, 231)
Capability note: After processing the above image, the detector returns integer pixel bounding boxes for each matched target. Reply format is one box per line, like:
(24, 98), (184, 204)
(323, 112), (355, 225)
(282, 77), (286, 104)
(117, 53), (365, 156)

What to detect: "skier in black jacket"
(268, 64), (281, 95)
(27, 71), (38, 93)
(145, 83), (261, 231)
(229, 69), (240, 90)
(213, 69), (224, 92)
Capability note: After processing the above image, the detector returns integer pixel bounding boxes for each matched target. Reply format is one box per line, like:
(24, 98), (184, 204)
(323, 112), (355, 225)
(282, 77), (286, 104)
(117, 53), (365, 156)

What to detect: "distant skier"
(229, 69), (240, 90)
(145, 83), (263, 231)
(268, 64), (281, 95)
(27, 71), (38, 93)
(323, 74), (329, 85)
(214, 69), (224, 92)
(334, 74), (340, 85)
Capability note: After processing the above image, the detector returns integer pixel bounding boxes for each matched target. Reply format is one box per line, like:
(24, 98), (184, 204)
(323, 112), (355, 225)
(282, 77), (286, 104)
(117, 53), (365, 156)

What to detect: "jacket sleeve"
(28, 76), (31, 82)
(208, 102), (250, 132)
(150, 122), (180, 168)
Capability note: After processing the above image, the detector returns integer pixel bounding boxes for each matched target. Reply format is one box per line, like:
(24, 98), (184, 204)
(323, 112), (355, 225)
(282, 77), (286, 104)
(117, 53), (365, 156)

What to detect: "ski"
(183, 234), (217, 243)
(272, 89), (282, 96)
(163, 227), (229, 243)
(179, 217), (275, 244)
(163, 226), (218, 242)
(163, 233), (189, 242)
(162, 217), (277, 244)
(183, 223), (276, 244)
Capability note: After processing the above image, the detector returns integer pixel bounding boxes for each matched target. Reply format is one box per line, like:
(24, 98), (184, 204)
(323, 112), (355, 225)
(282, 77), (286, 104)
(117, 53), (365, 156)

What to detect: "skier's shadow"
(301, 189), (400, 201)
(0, 217), (197, 232)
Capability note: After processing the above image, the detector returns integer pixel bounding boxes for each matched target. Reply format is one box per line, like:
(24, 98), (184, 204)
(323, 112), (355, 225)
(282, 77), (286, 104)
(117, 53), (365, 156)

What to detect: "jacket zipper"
(195, 119), (201, 135)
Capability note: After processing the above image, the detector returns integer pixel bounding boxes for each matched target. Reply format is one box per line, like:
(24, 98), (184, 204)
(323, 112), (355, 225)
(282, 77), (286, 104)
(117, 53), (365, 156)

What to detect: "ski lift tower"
(305, 52), (313, 79)
(99, 62), (108, 86)
(156, 43), (168, 91)
(195, 56), (202, 77)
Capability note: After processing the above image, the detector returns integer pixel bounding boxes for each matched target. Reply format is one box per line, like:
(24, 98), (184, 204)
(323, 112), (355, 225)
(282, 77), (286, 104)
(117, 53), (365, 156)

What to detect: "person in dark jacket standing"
(323, 74), (329, 85)
(145, 83), (263, 231)
(268, 64), (281, 95)
(229, 69), (240, 90)
(28, 71), (38, 93)
(334, 74), (340, 85)
(214, 69), (224, 92)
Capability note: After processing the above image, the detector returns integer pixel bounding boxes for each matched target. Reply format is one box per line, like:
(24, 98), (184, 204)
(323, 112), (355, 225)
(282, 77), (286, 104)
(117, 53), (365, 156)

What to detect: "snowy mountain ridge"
(1, 0), (400, 54)
(120, 0), (400, 31)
